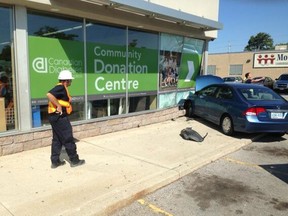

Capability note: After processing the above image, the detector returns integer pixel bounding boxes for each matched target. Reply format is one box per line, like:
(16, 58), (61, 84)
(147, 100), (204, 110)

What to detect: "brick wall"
(0, 107), (185, 157)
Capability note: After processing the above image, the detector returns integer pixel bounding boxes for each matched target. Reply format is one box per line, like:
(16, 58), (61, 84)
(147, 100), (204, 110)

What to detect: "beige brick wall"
(208, 52), (288, 80)
(0, 107), (185, 157)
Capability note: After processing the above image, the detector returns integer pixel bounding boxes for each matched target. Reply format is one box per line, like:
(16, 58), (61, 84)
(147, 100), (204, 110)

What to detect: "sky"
(209, 0), (288, 53)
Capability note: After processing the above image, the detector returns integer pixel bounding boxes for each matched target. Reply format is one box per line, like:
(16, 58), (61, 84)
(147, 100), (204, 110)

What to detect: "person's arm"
(251, 77), (265, 83)
(47, 92), (63, 114)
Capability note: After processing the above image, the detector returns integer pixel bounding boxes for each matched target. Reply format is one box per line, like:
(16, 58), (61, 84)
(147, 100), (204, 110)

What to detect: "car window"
(235, 77), (243, 82)
(216, 87), (233, 99)
(279, 74), (288, 80)
(224, 77), (234, 82)
(198, 86), (218, 97)
(240, 88), (260, 100)
(240, 88), (282, 100)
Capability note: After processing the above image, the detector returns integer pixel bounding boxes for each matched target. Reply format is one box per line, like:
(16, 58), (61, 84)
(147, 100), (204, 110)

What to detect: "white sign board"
(253, 52), (288, 68)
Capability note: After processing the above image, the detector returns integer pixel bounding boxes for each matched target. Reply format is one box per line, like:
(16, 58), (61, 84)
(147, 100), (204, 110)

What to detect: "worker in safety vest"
(47, 70), (85, 168)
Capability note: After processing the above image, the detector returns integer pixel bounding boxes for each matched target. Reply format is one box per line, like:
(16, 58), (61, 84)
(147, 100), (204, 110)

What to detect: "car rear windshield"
(239, 88), (282, 101)
(224, 77), (235, 82)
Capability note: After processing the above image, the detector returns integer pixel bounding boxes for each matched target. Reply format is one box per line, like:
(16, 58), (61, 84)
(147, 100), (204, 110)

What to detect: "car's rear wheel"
(221, 115), (234, 136)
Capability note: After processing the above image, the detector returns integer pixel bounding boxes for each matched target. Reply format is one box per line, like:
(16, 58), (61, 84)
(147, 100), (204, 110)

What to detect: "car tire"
(184, 101), (194, 117)
(221, 115), (234, 136)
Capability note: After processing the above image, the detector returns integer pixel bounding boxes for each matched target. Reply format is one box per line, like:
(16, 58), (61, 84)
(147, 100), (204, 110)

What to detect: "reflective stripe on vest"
(48, 83), (72, 114)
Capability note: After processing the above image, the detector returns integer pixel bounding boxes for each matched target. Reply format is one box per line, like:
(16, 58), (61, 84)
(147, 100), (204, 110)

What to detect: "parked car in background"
(223, 76), (243, 83)
(273, 73), (288, 92)
(252, 76), (274, 89)
(183, 83), (288, 136)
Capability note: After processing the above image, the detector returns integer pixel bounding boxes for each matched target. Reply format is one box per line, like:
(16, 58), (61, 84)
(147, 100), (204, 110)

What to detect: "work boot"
(51, 160), (66, 169)
(71, 159), (85, 167)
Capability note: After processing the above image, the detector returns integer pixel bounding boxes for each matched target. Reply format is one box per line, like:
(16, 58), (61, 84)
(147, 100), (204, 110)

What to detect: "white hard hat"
(58, 70), (75, 80)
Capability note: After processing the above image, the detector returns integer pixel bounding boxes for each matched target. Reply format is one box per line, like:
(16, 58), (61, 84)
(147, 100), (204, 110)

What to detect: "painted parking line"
(223, 157), (263, 170)
(137, 199), (174, 216)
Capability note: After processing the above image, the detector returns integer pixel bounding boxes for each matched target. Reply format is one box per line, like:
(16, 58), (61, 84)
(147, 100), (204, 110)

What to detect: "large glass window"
(0, 6), (15, 132)
(229, 64), (243, 75)
(159, 33), (205, 108)
(207, 65), (216, 75)
(178, 37), (205, 89)
(86, 22), (126, 118)
(27, 11), (85, 127)
(159, 33), (183, 91)
(128, 29), (158, 113)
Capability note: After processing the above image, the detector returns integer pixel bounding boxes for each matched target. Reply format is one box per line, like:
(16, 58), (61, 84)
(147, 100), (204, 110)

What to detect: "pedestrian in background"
(244, 72), (265, 83)
(47, 70), (85, 169)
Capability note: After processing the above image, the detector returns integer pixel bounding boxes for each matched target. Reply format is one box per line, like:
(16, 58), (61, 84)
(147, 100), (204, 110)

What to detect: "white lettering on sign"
(95, 77), (139, 92)
(94, 59), (148, 74)
(94, 46), (142, 61)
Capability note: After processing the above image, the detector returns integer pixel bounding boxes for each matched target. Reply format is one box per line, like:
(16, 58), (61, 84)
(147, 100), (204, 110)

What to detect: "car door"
(194, 85), (218, 120)
(210, 86), (234, 124)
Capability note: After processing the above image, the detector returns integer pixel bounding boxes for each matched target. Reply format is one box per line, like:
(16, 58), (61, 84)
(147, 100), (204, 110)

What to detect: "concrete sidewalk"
(0, 117), (255, 216)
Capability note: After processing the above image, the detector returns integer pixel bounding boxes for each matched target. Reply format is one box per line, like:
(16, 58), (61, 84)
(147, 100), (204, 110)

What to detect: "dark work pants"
(48, 114), (79, 164)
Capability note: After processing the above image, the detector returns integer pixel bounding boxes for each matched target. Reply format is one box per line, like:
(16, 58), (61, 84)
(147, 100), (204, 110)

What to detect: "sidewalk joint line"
(0, 202), (14, 216)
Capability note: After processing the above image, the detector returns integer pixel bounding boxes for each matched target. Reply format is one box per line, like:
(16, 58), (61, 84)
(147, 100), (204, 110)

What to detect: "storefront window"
(178, 37), (205, 89)
(159, 33), (205, 108)
(27, 11), (85, 127)
(0, 6), (15, 132)
(128, 29), (158, 113)
(86, 22), (126, 118)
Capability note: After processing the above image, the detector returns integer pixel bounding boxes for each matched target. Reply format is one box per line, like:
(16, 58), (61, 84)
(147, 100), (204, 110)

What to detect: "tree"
(34, 26), (78, 40)
(244, 32), (274, 51)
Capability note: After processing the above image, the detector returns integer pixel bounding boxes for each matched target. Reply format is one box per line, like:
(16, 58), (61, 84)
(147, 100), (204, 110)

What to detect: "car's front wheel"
(221, 115), (234, 136)
(184, 101), (194, 117)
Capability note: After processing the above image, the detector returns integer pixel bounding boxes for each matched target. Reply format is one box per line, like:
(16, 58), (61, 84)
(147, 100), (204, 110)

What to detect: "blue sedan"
(183, 83), (288, 136)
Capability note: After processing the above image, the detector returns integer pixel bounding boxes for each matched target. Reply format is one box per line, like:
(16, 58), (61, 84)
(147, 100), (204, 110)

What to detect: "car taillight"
(243, 107), (266, 116)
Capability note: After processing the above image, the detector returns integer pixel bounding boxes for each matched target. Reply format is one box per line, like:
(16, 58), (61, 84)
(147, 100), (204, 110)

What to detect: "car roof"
(206, 83), (268, 89)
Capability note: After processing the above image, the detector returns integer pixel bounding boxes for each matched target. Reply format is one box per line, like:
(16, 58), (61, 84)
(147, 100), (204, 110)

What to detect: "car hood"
(195, 75), (224, 91)
(275, 80), (288, 84)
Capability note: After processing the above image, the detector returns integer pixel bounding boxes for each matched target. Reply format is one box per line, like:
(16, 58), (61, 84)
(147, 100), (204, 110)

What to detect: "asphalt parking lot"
(112, 133), (288, 216)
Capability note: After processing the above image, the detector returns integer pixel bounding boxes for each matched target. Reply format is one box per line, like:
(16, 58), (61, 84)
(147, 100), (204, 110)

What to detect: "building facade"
(0, 0), (222, 156)
(208, 51), (288, 80)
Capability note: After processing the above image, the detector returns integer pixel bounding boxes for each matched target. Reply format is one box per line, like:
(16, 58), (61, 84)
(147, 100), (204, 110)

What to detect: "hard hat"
(58, 70), (75, 80)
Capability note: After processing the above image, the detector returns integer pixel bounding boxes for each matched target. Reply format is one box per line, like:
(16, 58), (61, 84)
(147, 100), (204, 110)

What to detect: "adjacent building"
(208, 50), (288, 80)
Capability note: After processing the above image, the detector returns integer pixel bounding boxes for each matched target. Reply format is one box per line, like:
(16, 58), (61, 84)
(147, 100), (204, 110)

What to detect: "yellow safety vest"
(48, 83), (72, 114)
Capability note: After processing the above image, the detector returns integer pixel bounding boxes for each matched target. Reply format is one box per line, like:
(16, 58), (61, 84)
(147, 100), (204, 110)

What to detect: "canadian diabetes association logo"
(32, 57), (83, 74)
(32, 57), (48, 73)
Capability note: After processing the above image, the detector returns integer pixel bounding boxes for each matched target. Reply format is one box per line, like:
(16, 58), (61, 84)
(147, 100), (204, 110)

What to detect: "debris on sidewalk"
(180, 127), (208, 142)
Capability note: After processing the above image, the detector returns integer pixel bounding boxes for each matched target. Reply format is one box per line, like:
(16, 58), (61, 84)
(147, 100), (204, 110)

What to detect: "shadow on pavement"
(260, 164), (288, 184)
